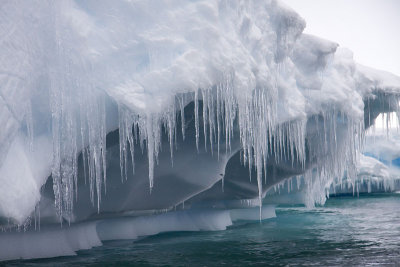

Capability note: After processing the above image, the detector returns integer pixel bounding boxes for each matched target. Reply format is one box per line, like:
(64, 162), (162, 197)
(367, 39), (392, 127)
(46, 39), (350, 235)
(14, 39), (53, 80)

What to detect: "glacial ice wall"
(1, 0), (400, 230)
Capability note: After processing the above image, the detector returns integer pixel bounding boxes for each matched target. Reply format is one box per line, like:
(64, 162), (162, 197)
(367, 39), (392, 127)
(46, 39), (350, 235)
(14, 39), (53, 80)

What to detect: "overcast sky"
(282, 0), (400, 76)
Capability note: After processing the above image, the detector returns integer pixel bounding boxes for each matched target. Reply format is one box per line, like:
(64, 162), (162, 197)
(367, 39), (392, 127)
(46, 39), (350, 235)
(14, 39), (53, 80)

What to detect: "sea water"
(5, 194), (400, 266)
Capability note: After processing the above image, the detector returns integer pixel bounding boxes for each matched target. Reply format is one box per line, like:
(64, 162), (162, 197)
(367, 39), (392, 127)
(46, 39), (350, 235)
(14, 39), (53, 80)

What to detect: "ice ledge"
(0, 206), (276, 262)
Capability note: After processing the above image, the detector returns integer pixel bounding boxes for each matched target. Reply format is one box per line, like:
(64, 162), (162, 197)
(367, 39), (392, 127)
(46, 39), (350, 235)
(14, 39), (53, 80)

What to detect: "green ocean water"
(5, 194), (400, 266)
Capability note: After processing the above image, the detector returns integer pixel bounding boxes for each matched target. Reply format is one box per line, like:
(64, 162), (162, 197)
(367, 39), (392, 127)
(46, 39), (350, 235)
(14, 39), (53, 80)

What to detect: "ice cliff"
(1, 0), (400, 260)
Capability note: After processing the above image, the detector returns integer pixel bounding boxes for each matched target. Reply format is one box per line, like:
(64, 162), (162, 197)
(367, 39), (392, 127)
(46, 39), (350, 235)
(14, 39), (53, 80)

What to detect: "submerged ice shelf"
(0, 206), (276, 261)
(1, 0), (400, 261)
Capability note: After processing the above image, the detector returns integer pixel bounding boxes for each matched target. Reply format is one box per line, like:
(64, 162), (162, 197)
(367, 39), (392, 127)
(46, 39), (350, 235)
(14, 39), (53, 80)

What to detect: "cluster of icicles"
(268, 108), (364, 207)
(47, 69), (369, 223)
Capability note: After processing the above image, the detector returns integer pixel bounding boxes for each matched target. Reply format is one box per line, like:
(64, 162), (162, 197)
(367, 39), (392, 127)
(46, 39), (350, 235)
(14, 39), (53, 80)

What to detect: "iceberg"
(1, 0), (400, 261)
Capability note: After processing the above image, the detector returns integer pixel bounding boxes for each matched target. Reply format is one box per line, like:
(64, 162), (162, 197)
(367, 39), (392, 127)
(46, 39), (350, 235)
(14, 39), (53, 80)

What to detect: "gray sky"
(282, 0), (400, 76)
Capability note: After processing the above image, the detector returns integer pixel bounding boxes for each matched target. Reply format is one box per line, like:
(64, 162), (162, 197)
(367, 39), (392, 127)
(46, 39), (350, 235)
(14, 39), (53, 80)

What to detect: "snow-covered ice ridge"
(1, 0), (400, 250)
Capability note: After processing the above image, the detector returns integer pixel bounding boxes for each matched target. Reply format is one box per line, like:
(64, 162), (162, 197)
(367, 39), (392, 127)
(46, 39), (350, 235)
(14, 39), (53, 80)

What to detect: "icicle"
(216, 84), (221, 159)
(144, 113), (162, 192)
(202, 89), (208, 151)
(194, 89), (200, 151)
(179, 95), (186, 140)
(256, 148), (263, 222)
(208, 89), (215, 155)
